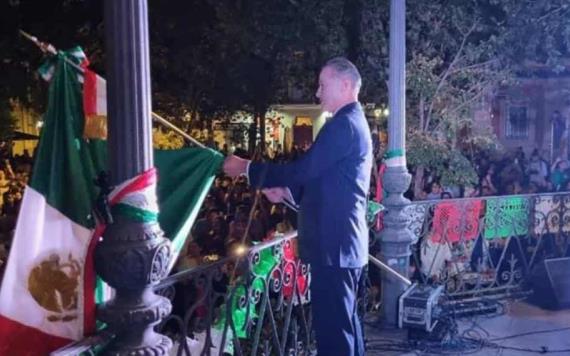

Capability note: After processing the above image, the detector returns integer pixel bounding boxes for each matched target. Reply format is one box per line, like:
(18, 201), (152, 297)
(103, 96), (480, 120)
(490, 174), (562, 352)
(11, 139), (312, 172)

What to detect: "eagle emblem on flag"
(27, 253), (81, 322)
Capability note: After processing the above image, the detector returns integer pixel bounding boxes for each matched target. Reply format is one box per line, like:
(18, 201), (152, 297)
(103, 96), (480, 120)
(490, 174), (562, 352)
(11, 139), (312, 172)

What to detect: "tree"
(348, 0), (390, 105)
(148, 0), (219, 127)
(3, 0), (570, 178)
(193, 0), (349, 154)
(402, 0), (570, 196)
(495, 0), (570, 73)
(0, 99), (18, 142)
(403, 1), (509, 194)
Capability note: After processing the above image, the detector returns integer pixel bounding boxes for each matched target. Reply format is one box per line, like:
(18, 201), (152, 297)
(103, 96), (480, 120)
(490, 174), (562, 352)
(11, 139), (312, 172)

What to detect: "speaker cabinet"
(528, 257), (570, 310)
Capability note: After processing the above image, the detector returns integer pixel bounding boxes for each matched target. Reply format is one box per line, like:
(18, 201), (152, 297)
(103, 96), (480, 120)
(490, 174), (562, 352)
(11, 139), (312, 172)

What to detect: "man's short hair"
(324, 57), (362, 90)
(207, 208), (222, 217)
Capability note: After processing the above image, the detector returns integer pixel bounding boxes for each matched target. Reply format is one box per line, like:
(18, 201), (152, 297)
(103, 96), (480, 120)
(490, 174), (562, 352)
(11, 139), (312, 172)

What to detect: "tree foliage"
(407, 131), (478, 188)
(0, 0), (104, 109)
(2, 0), (570, 185)
(402, 0), (570, 193)
(0, 98), (18, 142)
(495, 0), (570, 73)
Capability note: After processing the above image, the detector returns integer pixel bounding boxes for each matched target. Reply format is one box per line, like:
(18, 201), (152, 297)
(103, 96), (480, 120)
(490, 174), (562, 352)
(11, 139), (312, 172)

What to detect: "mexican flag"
(83, 68), (107, 139)
(0, 53), (223, 354)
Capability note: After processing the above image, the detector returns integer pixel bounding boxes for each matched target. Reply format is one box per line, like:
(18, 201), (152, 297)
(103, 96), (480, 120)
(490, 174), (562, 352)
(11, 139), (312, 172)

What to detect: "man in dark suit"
(223, 57), (372, 356)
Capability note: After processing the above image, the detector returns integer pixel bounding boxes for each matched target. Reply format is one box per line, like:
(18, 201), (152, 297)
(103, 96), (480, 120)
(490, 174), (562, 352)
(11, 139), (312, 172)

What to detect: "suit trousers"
(310, 265), (365, 356)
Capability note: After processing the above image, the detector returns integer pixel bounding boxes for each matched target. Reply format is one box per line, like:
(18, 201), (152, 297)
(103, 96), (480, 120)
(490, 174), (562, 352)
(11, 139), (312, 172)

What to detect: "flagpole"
(150, 112), (206, 149)
(19, 30), (206, 149)
(19, 30), (57, 55)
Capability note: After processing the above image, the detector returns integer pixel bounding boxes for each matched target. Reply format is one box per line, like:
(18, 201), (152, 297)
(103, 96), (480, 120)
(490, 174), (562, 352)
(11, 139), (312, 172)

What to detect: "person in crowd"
(0, 170), (10, 208)
(223, 57), (370, 356)
(2, 190), (20, 217)
(550, 158), (569, 191)
(227, 204), (251, 245)
(268, 204), (288, 231)
(481, 185), (495, 197)
(527, 149), (549, 188)
(426, 181), (443, 200)
(527, 182), (540, 194)
(463, 185), (480, 198)
(499, 156), (524, 191)
(481, 165), (498, 196)
(552, 110), (566, 154)
(192, 208), (223, 252)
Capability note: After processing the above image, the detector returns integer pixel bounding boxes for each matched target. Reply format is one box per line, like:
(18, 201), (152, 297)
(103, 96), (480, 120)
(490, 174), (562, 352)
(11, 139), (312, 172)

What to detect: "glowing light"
(36, 120), (44, 128)
(234, 244), (247, 256)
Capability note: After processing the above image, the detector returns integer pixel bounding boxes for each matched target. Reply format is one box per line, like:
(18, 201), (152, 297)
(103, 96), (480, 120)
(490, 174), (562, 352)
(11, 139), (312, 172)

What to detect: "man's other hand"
(262, 187), (289, 204)
(223, 155), (249, 178)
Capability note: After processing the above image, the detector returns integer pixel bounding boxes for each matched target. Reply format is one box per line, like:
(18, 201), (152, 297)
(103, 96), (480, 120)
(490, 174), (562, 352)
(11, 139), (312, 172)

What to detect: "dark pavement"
(364, 301), (570, 355)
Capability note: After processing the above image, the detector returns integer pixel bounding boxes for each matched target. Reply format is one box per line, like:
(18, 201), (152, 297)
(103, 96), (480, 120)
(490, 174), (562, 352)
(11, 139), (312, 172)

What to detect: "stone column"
(379, 0), (414, 327)
(94, 0), (172, 353)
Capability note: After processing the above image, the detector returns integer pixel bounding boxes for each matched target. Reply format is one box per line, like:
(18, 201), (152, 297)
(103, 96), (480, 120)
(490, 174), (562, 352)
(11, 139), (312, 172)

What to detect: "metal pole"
(550, 119), (554, 162)
(94, 0), (172, 353)
(151, 112), (206, 148)
(378, 0), (415, 327)
(369, 255), (412, 287)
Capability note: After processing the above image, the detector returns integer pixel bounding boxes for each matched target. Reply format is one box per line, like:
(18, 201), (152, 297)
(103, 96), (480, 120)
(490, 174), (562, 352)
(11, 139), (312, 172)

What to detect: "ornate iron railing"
(53, 231), (314, 356)
(406, 192), (570, 310)
(156, 231), (313, 356)
(53, 192), (570, 355)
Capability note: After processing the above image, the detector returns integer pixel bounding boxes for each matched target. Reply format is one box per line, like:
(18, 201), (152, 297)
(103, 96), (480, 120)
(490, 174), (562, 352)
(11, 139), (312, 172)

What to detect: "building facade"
(475, 76), (570, 161)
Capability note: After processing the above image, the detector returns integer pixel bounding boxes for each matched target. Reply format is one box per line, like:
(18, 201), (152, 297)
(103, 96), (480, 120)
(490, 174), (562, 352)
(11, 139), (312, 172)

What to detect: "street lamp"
(94, 0), (173, 353)
(378, 0), (414, 328)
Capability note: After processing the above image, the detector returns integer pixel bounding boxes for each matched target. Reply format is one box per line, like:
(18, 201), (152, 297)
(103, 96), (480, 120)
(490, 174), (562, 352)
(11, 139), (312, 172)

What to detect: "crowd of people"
(0, 149), (33, 276)
(0, 134), (568, 270)
(413, 147), (569, 201)
(1, 141), (569, 274)
(1, 127), (569, 354)
(171, 153), (304, 327)
(176, 159), (300, 272)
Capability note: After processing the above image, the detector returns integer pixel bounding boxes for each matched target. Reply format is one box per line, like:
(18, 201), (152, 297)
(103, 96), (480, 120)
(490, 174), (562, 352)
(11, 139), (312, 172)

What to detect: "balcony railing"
(157, 231), (313, 355)
(53, 191), (570, 355)
(53, 231), (314, 356)
(405, 192), (570, 313)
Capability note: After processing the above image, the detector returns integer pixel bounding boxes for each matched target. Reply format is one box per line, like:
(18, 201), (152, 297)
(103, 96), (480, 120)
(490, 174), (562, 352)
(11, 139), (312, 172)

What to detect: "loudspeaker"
(528, 257), (570, 310)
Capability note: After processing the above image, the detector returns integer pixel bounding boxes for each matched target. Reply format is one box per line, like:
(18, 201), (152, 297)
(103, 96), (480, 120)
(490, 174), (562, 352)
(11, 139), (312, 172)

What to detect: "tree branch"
(446, 87), (488, 118)
(449, 59), (499, 74)
(419, 95), (425, 132)
(424, 21), (478, 131)
(428, 77), (493, 135)
(535, 4), (569, 23)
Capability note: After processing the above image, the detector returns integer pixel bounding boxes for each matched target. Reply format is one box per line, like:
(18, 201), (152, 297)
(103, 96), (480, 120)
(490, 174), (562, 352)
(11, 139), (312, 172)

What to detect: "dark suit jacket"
(248, 102), (372, 267)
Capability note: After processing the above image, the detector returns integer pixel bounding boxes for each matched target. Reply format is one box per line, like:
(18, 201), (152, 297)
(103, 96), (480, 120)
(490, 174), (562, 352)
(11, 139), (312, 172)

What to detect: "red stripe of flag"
(83, 69), (98, 117)
(0, 314), (71, 355)
(83, 225), (106, 335)
(110, 168), (157, 205)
